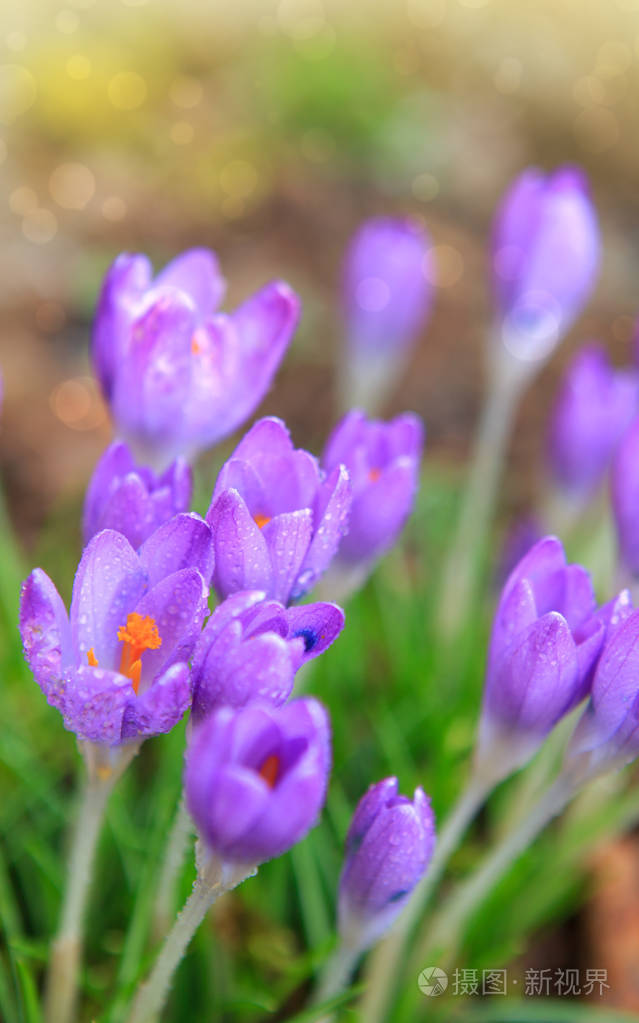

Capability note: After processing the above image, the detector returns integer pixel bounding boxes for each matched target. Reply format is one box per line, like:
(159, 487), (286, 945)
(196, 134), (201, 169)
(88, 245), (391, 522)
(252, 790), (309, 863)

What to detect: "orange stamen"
(117, 613), (162, 695)
(87, 647), (98, 667)
(254, 513), (272, 530)
(258, 754), (281, 788)
(191, 328), (207, 355)
(368, 467), (382, 483)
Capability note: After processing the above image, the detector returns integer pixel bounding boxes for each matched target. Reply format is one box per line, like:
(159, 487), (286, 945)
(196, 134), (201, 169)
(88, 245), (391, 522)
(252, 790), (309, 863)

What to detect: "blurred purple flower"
(478, 536), (605, 776)
(343, 218), (432, 357)
(611, 415), (639, 577)
(93, 249), (300, 467)
(20, 523), (212, 745)
(322, 410), (423, 569)
(83, 441), (192, 549)
(207, 417), (351, 604)
(185, 698), (331, 865)
(492, 167), (599, 364)
(567, 604), (639, 777)
(338, 777), (435, 951)
(190, 590), (344, 722)
(549, 345), (638, 497)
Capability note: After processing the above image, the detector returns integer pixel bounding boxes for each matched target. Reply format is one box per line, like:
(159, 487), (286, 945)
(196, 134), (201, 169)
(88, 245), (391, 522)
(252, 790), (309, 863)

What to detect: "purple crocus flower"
(93, 248), (300, 468)
(207, 417), (351, 604)
(338, 778), (435, 951)
(341, 218), (432, 409)
(611, 415), (639, 578)
(566, 606), (639, 778)
(492, 167), (599, 364)
(190, 591), (345, 722)
(185, 698), (331, 865)
(477, 536), (605, 778)
(83, 441), (192, 549)
(549, 345), (638, 498)
(20, 520), (212, 745)
(322, 410), (423, 571)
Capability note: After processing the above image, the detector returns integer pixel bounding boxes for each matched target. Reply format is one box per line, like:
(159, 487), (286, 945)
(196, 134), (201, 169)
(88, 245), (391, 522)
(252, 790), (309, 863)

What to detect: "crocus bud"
(83, 441), (192, 549)
(185, 699), (331, 865)
(321, 410), (423, 594)
(566, 605), (639, 780)
(93, 249), (300, 468)
(338, 778), (435, 952)
(207, 417), (351, 604)
(190, 591), (344, 722)
(492, 167), (599, 367)
(611, 416), (639, 578)
(19, 519), (212, 746)
(477, 536), (605, 780)
(342, 218), (432, 410)
(549, 346), (638, 499)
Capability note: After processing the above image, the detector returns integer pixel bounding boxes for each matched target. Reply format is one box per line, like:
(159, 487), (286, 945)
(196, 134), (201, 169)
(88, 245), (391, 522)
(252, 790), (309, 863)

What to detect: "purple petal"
(283, 602), (345, 663)
(262, 510), (313, 603)
(138, 513), (214, 586)
(338, 459), (418, 563)
(20, 569), (73, 696)
(53, 665), (134, 745)
(132, 567), (208, 687)
(155, 248), (225, 319)
(209, 489), (273, 599)
(70, 530), (148, 671)
(121, 662), (191, 739)
(297, 465), (351, 598)
(92, 254), (152, 398)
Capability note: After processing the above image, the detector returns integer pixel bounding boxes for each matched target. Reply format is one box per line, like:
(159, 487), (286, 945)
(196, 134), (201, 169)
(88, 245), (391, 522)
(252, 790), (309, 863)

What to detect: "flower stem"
(313, 941), (361, 1023)
(437, 352), (526, 639)
(359, 774), (492, 1023)
(416, 773), (575, 968)
(126, 855), (254, 1023)
(45, 767), (117, 1023)
(151, 796), (193, 942)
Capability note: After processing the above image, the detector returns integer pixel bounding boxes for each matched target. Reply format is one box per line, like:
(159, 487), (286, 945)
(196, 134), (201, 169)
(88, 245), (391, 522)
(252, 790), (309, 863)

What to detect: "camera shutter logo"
(417, 967), (448, 996)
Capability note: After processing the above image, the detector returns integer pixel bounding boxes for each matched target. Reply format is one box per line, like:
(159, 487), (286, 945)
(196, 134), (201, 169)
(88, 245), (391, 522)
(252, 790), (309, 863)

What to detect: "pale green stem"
(126, 853), (255, 1023)
(151, 797), (193, 942)
(313, 940), (362, 1022)
(45, 743), (137, 1023)
(415, 773), (575, 969)
(437, 352), (526, 639)
(359, 774), (492, 1023)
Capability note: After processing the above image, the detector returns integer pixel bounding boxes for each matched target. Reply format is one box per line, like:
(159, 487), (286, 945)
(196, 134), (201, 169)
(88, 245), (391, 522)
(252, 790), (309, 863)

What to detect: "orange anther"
(253, 513), (272, 530)
(117, 613), (162, 694)
(257, 754), (281, 788)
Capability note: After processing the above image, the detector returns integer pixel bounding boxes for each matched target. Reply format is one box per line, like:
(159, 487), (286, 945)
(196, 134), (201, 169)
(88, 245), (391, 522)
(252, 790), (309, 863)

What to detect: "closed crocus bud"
(185, 699), (331, 866)
(477, 536), (605, 780)
(492, 167), (599, 368)
(549, 346), (638, 499)
(190, 591), (344, 722)
(207, 417), (351, 604)
(611, 416), (639, 578)
(321, 410), (423, 594)
(338, 778), (435, 953)
(566, 605), (639, 780)
(93, 249), (300, 469)
(20, 518), (213, 746)
(342, 218), (432, 410)
(83, 441), (193, 549)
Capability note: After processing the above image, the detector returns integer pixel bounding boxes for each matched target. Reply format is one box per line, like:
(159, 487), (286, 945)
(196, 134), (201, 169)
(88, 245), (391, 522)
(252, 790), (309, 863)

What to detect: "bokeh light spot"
(67, 54), (92, 80)
(22, 208), (58, 244)
(0, 64), (37, 124)
(56, 9), (80, 33)
(9, 186), (38, 215)
(50, 377), (107, 431)
(220, 160), (258, 198)
(170, 120), (194, 145)
(6, 32), (27, 53)
(49, 162), (95, 209)
(108, 71), (147, 110)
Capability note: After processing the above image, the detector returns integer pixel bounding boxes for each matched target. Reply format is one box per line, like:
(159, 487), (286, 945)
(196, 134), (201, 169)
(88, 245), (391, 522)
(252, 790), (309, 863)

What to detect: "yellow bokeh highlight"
(108, 71), (147, 110)
(0, 64), (37, 125)
(67, 55), (92, 80)
(49, 162), (95, 209)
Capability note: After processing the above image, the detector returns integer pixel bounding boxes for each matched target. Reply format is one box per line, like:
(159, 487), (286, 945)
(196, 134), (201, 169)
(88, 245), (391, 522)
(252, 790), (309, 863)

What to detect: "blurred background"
(3, 0), (639, 1016)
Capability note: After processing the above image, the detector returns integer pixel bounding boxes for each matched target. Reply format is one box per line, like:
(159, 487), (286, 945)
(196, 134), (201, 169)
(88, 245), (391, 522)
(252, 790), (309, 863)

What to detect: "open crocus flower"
(93, 249), (300, 468)
(20, 520), (212, 746)
(549, 345), (638, 499)
(185, 699), (331, 865)
(476, 536), (606, 780)
(492, 166), (599, 366)
(322, 410), (423, 574)
(83, 441), (192, 549)
(207, 417), (351, 604)
(338, 778), (435, 953)
(190, 591), (345, 722)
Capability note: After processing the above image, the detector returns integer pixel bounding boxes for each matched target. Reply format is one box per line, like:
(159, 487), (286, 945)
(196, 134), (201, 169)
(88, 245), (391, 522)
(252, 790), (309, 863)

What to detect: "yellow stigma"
(117, 613), (162, 694)
(257, 753), (281, 788)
